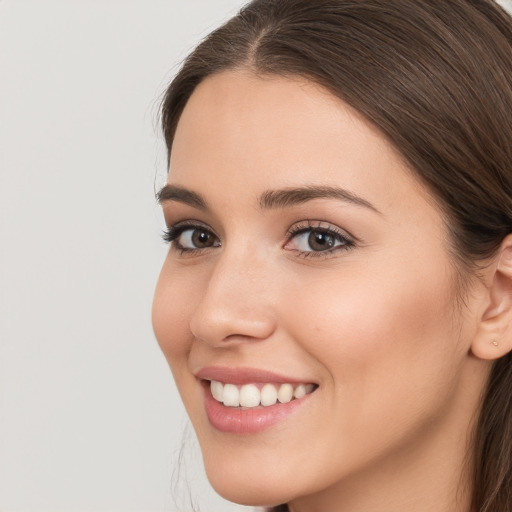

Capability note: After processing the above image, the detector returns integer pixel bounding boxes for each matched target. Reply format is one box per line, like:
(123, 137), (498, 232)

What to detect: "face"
(153, 71), (482, 508)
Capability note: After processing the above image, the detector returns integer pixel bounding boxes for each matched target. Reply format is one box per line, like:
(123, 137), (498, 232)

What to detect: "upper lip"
(196, 366), (315, 385)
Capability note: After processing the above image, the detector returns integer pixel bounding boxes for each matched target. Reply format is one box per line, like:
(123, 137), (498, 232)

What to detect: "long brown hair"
(160, 1), (512, 510)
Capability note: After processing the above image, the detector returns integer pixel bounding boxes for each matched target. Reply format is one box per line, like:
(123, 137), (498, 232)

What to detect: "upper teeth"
(210, 381), (315, 408)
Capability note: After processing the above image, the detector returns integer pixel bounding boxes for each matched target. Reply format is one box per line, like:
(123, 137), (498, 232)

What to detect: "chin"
(202, 452), (296, 507)
(207, 477), (287, 508)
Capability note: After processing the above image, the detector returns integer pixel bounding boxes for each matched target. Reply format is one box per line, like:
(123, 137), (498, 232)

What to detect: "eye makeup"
(162, 217), (356, 260)
(284, 220), (356, 259)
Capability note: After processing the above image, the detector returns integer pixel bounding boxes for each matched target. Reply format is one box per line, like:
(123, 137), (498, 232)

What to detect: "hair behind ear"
(468, 236), (512, 510)
(472, 352), (512, 511)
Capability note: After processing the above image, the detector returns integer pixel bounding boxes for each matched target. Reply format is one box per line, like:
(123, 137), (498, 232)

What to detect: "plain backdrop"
(0, 1), (250, 511)
(2, 1), (512, 511)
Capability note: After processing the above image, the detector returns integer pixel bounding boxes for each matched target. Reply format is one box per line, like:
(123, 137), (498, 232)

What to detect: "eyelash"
(162, 220), (355, 258)
(162, 221), (218, 255)
(285, 220), (355, 258)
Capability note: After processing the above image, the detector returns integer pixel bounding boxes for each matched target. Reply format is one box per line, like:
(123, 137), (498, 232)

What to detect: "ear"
(471, 234), (512, 360)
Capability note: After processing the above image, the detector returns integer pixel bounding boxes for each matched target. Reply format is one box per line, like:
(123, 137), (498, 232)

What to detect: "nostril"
(221, 333), (266, 343)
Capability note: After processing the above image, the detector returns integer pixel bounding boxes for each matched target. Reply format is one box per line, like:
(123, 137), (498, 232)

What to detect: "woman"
(152, 1), (512, 511)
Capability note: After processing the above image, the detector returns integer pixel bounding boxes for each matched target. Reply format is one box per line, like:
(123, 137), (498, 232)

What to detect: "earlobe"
(471, 235), (512, 360)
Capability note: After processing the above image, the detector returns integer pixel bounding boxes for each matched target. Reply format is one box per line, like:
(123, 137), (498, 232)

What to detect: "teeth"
(209, 380), (316, 408)
(260, 383), (278, 406)
(211, 380), (224, 401)
(239, 384), (260, 408)
(294, 384), (306, 399)
(277, 383), (293, 403)
(222, 383), (240, 407)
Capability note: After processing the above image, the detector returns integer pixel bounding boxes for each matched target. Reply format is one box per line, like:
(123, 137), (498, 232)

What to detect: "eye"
(284, 221), (354, 256)
(163, 223), (220, 252)
(177, 227), (218, 249)
(294, 230), (341, 251)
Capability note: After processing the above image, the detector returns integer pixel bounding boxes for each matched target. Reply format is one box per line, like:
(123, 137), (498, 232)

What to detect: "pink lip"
(196, 366), (312, 385)
(196, 366), (317, 434)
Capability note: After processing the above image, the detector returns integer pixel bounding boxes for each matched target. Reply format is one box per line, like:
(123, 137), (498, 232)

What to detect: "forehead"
(169, 69), (434, 216)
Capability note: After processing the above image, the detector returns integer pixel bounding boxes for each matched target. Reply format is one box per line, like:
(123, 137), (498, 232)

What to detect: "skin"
(152, 70), (508, 512)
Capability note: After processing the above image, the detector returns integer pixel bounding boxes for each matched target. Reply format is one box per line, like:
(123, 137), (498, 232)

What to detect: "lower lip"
(203, 382), (314, 434)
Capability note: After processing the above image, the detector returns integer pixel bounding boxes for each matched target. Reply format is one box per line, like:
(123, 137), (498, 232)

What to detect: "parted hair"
(161, 1), (512, 510)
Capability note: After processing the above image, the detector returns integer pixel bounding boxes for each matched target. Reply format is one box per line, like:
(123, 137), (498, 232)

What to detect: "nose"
(189, 248), (277, 347)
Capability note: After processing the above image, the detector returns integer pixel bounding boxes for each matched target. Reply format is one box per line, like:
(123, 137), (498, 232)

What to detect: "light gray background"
(0, 1), (249, 511)
(2, 1), (512, 511)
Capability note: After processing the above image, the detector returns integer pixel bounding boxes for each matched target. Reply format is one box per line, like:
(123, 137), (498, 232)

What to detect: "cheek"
(283, 256), (463, 420)
(152, 264), (197, 370)
(152, 263), (208, 430)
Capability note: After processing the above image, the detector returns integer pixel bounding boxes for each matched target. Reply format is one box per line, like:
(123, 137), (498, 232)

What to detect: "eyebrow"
(259, 185), (380, 213)
(157, 184), (379, 214)
(157, 184), (208, 209)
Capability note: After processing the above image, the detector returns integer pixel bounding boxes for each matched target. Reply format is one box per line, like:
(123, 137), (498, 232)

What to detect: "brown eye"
(284, 224), (354, 257)
(191, 229), (216, 248)
(174, 227), (220, 250)
(307, 231), (336, 251)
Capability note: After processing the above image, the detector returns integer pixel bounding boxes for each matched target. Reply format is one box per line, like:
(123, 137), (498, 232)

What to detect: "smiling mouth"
(207, 380), (317, 408)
